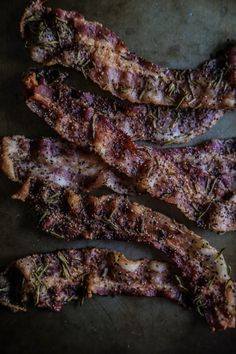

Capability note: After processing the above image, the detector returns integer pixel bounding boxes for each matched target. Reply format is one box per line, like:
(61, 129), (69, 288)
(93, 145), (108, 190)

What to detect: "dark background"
(0, 1), (236, 353)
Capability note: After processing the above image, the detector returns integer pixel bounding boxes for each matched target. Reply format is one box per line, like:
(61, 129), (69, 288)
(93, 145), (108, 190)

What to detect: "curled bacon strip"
(21, 1), (236, 109)
(23, 70), (236, 231)
(12, 178), (235, 331)
(0, 247), (184, 312)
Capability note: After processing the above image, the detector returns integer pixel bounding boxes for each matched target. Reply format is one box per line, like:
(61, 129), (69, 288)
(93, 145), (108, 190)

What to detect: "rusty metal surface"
(0, 1), (235, 353)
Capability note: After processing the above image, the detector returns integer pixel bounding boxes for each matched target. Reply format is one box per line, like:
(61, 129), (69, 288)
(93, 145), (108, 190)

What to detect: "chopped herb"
(102, 217), (119, 231)
(0, 287), (9, 292)
(50, 231), (65, 239)
(163, 134), (191, 146)
(227, 265), (232, 277)
(193, 295), (205, 317)
(58, 252), (71, 278)
(80, 294), (85, 306)
(102, 268), (108, 278)
(32, 264), (49, 304)
(80, 59), (91, 78)
(206, 177), (218, 196)
(47, 192), (61, 204)
(56, 17), (67, 23)
(92, 114), (97, 139)
(197, 200), (215, 221)
(139, 90), (146, 100)
(215, 248), (226, 260)
(206, 276), (215, 288)
(169, 112), (180, 129)
(174, 275), (189, 292)
(118, 86), (130, 94)
(194, 103), (202, 109)
(55, 17), (73, 47)
(225, 279), (233, 289)
(166, 82), (176, 96)
(25, 14), (42, 23)
(209, 71), (224, 89)
(139, 216), (145, 233)
(176, 94), (188, 109)
(148, 108), (163, 131)
(39, 211), (50, 223)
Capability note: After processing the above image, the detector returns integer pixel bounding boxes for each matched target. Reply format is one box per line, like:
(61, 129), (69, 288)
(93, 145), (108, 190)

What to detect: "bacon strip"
(21, 1), (236, 109)
(0, 135), (135, 195)
(22, 71), (223, 145)
(12, 178), (235, 331)
(23, 71), (236, 231)
(0, 247), (184, 313)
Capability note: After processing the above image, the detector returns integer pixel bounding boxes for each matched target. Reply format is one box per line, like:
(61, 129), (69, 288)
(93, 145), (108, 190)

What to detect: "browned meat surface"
(23, 71), (236, 231)
(0, 248), (184, 312)
(12, 178), (235, 331)
(0, 136), (135, 195)
(21, 1), (236, 109)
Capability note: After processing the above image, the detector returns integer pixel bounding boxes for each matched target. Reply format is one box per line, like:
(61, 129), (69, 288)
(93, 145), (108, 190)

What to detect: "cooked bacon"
(21, 1), (236, 109)
(12, 179), (235, 331)
(23, 71), (236, 231)
(0, 247), (184, 312)
(23, 71), (223, 145)
(0, 135), (136, 195)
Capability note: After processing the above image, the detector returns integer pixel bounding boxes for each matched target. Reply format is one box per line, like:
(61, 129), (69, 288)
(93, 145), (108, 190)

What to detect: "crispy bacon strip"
(12, 179), (235, 331)
(21, 1), (236, 109)
(0, 247), (184, 312)
(22, 71), (224, 145)
(0, 135), (135, 195)
(23, 71), (236, 231)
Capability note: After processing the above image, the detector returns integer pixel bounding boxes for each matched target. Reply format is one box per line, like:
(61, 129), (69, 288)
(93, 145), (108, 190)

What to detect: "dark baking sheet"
(0, 1), (236, 353)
